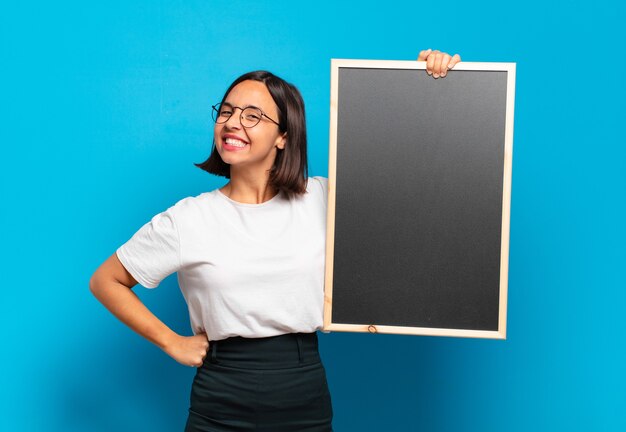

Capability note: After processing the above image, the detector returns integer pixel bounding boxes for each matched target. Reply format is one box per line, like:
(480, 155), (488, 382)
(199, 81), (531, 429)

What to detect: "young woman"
(90, 49), (461, 432)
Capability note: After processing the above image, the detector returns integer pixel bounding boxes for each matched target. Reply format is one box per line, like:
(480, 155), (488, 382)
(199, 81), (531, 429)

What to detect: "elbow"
(89, 269), (108, 298)
(89, 272), (100, 296)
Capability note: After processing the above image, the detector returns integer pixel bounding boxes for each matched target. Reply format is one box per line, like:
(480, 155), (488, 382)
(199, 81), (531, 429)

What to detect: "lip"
(221, 133), (249, 151)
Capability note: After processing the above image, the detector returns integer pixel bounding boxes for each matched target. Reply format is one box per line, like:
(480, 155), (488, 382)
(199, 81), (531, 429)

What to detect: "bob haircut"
(195, 71), (308, 198)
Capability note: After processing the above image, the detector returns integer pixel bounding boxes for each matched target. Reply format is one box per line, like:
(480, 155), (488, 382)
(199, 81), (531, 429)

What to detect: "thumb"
(417, 48), (432, 61)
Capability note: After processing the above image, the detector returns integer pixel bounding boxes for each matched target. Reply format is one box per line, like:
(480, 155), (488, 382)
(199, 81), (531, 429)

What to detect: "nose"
(223, 108), (243, 129)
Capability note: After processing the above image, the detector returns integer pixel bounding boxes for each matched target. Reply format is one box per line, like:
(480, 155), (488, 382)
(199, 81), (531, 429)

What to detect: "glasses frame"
(212, 103), (280, 128)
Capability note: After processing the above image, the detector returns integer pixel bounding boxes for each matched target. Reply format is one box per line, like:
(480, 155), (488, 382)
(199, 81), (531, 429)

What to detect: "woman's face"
(214, 80), (286, 175)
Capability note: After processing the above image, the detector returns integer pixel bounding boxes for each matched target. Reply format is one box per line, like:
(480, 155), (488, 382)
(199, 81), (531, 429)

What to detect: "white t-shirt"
(116, 177), (328, 341)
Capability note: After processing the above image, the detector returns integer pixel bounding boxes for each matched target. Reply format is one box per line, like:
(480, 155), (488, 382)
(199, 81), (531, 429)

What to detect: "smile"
(223, 137), (248, 149)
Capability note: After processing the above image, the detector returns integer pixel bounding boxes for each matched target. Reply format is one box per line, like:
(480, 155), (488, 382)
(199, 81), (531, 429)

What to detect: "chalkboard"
(323, 60), (516, 339)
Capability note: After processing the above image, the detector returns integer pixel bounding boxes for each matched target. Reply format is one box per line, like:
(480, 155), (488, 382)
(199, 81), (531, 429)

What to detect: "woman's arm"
(89, 253), (209, 367)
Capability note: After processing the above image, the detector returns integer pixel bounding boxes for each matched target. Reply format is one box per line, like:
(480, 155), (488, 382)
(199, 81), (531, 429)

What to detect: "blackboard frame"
(323, 59), (516, 339)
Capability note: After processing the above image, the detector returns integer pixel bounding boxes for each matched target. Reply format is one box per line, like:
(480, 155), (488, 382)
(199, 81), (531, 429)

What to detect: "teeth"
(225, 138), (246, 148)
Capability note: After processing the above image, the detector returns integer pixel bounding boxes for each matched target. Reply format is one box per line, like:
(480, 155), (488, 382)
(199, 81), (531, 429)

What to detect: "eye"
(219, 108), (233, 117)
(243, 110), (262, 122)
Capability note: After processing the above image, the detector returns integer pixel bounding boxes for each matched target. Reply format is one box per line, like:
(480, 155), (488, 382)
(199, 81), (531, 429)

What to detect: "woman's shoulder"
(302, 177), (328, 209)
(162, 189), (222, 217)
(306, 176), (328, 195)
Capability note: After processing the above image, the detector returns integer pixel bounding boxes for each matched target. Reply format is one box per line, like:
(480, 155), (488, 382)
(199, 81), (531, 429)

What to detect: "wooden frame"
(323, 59), (516, 339)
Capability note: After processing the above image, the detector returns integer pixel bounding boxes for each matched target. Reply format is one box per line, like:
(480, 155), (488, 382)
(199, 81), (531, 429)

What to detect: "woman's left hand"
(418, 49), (462, 78)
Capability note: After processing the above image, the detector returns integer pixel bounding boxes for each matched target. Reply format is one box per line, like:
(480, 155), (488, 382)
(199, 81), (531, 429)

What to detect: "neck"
(221, 167), (277, 204)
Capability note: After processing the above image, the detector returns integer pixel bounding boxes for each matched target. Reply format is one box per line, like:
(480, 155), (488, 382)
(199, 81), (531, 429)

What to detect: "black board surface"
(325, 60), (515, 338)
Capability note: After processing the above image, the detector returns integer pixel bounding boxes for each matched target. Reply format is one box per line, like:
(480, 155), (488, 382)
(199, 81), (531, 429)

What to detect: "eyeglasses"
(212, 103), (280, 128)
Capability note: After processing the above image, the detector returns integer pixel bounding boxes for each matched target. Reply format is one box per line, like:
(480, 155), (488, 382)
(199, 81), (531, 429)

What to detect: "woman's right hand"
(164, 333), (210, 367)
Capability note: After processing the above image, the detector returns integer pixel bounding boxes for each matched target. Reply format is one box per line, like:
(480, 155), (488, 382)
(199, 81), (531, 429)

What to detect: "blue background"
(1, 1), (624, 431)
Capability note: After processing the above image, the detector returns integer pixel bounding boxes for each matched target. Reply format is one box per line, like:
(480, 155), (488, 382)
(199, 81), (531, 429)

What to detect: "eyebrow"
(221, 102), (264, 111)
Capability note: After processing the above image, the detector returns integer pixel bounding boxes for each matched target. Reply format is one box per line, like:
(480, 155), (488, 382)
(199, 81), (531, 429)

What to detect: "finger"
(439, 54), (452, 77)
(433, 53), (444, 78)
(417, 48), (432, 62)
(426, 50), (439, 75)
(194, 354), (205, 367)
(447, 54), (461, 70)
(185, 358), (201, 367)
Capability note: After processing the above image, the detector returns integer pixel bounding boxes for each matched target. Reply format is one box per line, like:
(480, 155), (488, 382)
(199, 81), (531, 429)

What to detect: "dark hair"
(195, 70), (308, 197)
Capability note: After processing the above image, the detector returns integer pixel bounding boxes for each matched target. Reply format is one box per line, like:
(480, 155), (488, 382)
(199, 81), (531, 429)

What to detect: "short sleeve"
(116, 209), (181, 288)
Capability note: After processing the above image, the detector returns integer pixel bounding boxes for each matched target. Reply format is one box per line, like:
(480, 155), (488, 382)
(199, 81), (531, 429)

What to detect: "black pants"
(185, 332), (333, 432)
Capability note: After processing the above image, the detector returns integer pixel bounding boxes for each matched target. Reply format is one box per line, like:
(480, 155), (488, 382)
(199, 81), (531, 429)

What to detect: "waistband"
(205, 332), (320, 370)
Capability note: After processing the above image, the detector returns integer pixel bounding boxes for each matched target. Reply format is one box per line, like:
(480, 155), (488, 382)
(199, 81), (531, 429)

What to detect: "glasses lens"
(212, 104), (230, 124)
(241, 107), (263, 128)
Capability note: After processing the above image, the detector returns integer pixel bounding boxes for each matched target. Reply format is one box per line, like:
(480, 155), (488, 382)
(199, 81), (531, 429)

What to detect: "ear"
(275, 133), (287, 150)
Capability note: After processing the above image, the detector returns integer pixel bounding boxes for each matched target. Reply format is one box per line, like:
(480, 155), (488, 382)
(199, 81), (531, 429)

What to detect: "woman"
(90, 49), (461, 432)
